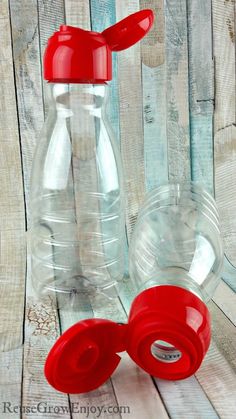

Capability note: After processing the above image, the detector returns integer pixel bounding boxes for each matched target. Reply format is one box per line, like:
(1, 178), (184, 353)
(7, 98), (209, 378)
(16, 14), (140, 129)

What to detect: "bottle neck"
(46, 83), (108, 116)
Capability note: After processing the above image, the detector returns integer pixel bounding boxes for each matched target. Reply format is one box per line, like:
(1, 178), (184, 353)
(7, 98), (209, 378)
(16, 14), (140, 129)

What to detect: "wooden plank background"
(0, 0), (236, 418)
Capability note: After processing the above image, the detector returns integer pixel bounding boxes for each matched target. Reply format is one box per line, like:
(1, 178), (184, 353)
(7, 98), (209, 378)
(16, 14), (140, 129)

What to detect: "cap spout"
(102, 9), (154, 51)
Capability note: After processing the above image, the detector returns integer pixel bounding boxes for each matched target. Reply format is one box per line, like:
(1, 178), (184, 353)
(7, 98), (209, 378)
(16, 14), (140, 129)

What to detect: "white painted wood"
(213, 0), (236, 270)
(156, 377), (219, 419)
(213, 280), (236, 326)
(210, 300), (236, 372)
(0, 1), (236, 418)
(0, 1), (25, 417)
(196, 341), (236, 418)
(9, 0), (45, 214)
(141, 0), (168, 191)
(9, 1), (71, 417)
(187, 0), (214, 193)
(113, 352), (169, 419)
(116, 0), (145, 237)
(165, 0), (191, 181)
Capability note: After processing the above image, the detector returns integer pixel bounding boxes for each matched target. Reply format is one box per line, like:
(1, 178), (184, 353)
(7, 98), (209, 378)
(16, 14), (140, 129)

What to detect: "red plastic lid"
(45, 286), (211, 393)
(45, 319), (127, 393)
(43, 9), (154, 83)
(126, 285), (211, 380)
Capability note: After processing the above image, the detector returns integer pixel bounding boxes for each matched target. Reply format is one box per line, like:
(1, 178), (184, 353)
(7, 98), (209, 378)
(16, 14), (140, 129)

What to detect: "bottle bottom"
(31, 270), (123, 309)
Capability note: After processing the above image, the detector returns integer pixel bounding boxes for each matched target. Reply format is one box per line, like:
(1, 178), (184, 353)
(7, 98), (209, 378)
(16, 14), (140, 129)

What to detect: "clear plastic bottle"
(130, 182), (223, 300)
(29, 11), (154, 302)
(30, 83), (125, 299)
(128, 182), (224, 379)
(44, 182), (223, 393)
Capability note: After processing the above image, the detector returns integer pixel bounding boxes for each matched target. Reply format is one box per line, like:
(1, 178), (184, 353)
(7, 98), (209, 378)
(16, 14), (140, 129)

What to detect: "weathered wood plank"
(9, 1), (71, 417)
(165, 0), (191, 181)
(187, 0), (214, 193)
(141, 0), (168, 191)
(210, 300), (236, 372)
(37, 0), (65, 109)
(0, 1), (26, 416)
(196, 341), (236, 418)
(113, 352), (169, 419)
(116, 0), (145, 236)
(213, 0), (236, 272)
(90, 0), (119, 140)
(9, 0), (45, 212)
(213, 280), (236, 326)
(156, 377), (219, 419)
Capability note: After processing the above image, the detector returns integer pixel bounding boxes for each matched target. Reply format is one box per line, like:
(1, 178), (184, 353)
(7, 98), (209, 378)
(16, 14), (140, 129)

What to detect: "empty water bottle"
(29, 10), (154, 302)
(128, 182), (224, 379)
(44, 182), (223, 393)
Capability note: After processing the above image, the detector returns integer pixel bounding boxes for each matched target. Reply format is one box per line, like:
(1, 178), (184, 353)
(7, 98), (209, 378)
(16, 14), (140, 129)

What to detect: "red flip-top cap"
(45, 319), (127, 393)
(45, 286), (211, 393)
(44, 9), (154, 83)
(126, 285), (211, 380)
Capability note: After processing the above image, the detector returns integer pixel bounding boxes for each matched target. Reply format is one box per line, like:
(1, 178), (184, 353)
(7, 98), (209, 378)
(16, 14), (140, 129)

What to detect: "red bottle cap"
(43, 9), (154, 83)
(45, 319), (127, 393)
(126, 285), (211, 380)
(45, 286), (211, 393)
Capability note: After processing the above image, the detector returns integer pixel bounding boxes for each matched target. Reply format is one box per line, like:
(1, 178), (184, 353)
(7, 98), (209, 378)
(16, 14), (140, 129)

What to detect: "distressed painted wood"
(213, 0), (236, 274)
(90, 0), (119, 140)
(213, 280), (236, 326)
(0, 0), (236, 418)
(187, 0), (214, 193)
(9, 0), (72, 417)
(0, 1), (26, 417)
(116, 0), (145, 236)
(165, 0), (191, 181)
(141, 0), (169, 191)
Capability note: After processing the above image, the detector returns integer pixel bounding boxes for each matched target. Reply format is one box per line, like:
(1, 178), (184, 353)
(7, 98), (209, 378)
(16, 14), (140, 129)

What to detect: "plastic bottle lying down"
(44, 182), (224, 393)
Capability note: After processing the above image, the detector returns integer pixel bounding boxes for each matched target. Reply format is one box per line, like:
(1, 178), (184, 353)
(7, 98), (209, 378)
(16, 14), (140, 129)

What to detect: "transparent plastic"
(29, 83), (126, 302)
(129, 182), (224, 303)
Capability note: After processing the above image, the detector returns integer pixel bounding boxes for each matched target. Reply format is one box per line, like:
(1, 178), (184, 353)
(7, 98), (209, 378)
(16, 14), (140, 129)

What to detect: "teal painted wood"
(187, 0), (214, 194)
(143, 65), (168, 191)
(38, 0), (65, 111)
(213, 0), (236, 293)
(140, 0), (168, 191)
(165, 0), (191, 182)
(90, 0), (119, 141)
(90, 0), (130, 275)
(115, 0), (145, 237)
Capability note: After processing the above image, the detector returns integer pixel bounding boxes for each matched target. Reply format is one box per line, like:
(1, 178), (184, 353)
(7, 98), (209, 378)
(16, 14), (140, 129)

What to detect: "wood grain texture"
(213, 0), (236, 271)
(0, 0), (26, 352)
(37, 0), (65, 109)
(9, 0), (45, 213)
(90, 0), (119, 140)
(165, 0), (191, 181)
(196, 341), (236, 418)
(187, 0), (214, 193)
(0, 1), (25, 417)
(9, 1), (71, 417)
(116, 0), (145, 236)
(141, 0), (169, 191)
(0, 0), (236, 418)
(213, 280), (236, 326)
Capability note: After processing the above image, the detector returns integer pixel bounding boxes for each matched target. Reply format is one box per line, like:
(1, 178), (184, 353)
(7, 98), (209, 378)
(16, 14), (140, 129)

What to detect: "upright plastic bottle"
(44, 182), (223, 393)
(29, 10), (154, 302)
